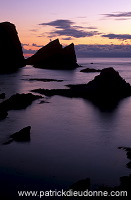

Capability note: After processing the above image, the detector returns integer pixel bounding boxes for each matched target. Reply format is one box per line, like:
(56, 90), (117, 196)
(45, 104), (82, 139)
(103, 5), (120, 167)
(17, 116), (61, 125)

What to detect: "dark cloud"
(39, 19), (99, 39)
(39, 19), (73, 29)
(22, 48), (37, 57)
(102, 12), (131, 20)
(32, 43), (43, 47)
(30, 29), (38, 32)
(22, 43), (29, 47)
(62, 37), (73, 40)
(75, 44), (131, 57)
(102, 34), (131, 40)
(52, 29), (99, 38)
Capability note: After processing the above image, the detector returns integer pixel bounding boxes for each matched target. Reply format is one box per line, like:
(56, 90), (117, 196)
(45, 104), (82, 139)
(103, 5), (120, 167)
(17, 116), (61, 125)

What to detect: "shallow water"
(0, 58), (131, 196)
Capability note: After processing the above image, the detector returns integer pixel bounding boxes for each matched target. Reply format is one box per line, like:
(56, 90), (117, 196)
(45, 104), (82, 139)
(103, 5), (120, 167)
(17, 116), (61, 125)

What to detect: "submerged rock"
(21, 78), (63, 82)
(31, 68), (131, 110)
(26, 39), (79, 69)
(0, 93), (42, 111)
(0, 22), (25, 73)
(80, 67), (101, 73)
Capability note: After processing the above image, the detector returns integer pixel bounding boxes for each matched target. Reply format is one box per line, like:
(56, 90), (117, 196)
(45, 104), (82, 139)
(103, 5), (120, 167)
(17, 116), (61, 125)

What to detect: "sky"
(1, 0), (131, 57)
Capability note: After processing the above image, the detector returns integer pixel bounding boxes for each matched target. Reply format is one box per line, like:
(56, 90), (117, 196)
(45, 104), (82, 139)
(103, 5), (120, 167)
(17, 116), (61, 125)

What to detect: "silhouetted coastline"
(0, 21), (131, 199)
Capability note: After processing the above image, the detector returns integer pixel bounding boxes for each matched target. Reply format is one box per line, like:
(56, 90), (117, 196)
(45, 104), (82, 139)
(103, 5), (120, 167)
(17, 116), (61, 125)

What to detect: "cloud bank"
(39, 19), (99, 38)
(102, 34), (131, 40)
(102, 12), (131, 20)
(75, 44), (131, 57)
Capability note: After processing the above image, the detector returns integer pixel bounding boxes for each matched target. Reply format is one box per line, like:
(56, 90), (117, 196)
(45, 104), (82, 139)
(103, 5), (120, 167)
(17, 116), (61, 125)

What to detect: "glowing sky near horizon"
(1, 0), (131, 53)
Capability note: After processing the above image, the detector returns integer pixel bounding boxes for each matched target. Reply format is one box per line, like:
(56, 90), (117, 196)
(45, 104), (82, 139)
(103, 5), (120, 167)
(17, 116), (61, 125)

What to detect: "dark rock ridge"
(31, 68), (131, 110)
(80, 67), (101, 73)
(26, 39), (79, 69)
(0, 93), (42, 111)
(0, 22), (25, 73)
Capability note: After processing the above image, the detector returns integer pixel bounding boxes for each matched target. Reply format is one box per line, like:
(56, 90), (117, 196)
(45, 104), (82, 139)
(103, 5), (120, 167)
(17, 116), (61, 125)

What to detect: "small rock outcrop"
(0, 93), (42, 111)
(3, 126), (31, 145)
(26, 39), (79, 69)
(0, 22), (25, 73)
(10, 126), (31, 142)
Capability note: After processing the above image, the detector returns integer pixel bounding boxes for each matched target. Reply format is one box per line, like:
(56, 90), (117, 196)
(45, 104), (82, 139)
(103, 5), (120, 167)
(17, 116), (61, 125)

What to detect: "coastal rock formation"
(26, 39), (79, 69)
(0, 22), (25, 73)
(0, 93), (42, 111)
(32, 68), (131, 110)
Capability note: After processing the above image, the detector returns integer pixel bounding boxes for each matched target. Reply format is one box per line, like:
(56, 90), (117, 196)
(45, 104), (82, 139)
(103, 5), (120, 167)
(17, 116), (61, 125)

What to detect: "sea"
(0, 57), (131, 196)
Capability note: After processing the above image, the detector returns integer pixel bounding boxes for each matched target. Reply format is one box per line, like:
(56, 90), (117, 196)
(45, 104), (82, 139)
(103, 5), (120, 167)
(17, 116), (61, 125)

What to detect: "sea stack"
(0, 22), (25, 73)
(26, 39), (79, 69)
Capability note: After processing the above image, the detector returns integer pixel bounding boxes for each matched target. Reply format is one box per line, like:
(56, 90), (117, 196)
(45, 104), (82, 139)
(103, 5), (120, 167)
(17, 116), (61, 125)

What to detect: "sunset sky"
(1, 0), (131, 57)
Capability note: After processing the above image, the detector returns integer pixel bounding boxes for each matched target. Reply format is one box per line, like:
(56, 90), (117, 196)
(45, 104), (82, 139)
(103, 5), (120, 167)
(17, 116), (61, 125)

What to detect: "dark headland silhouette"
(26, 39), (79, 69)
(0, 22), (25, 73)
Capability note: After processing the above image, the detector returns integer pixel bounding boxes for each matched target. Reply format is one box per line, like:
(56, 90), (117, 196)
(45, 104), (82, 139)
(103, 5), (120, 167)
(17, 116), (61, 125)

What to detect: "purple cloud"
(102, 12), (131, 20)
(39, 19), (99, 39)
(102, 34), (131, 40)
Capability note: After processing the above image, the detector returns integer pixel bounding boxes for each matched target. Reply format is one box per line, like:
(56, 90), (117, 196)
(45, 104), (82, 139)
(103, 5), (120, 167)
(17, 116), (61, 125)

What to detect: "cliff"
(0, 22), (25, 73)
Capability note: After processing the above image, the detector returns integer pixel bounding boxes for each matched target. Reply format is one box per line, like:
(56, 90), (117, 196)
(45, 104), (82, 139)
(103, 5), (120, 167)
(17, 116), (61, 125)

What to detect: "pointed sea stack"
(0, 22), (25, 73)
(26, 39), (79, 69)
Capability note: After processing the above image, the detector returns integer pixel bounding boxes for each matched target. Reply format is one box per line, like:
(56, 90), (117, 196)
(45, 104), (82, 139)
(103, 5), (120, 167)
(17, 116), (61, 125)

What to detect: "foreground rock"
(0, 93), (42, 111)
(80, 67), (101, 73)
(0, 93), (5, 99)
(118, 146), (131, 169)
(3, 126), (31, 145)
(10, 126), (31, 142)
(26, 39), (79, 69)
(0, 110), (8, 120)
(0, 22), (25, 73)
(32, 67), (131, 110)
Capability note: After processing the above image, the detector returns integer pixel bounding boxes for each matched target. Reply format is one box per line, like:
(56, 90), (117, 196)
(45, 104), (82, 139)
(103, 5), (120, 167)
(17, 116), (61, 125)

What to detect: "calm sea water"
(0, 58), (131, 195)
